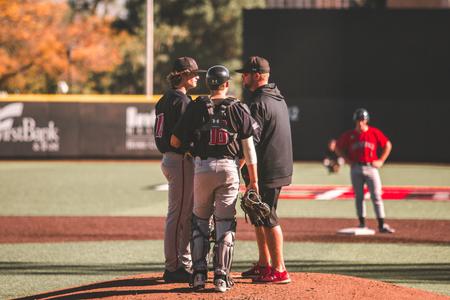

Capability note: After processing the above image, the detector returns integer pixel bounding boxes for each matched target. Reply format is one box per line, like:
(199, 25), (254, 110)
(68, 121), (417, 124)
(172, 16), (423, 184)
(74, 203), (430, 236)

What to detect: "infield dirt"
(1, 216), (449, 244)
(16, 272), (450, 300)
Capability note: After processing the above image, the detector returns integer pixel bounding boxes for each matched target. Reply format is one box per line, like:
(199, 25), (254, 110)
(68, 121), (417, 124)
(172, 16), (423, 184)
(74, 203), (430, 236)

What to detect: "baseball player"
(236, 56), (292, 284)
(154, 57), (205, 283)
(336, 108), (395, 233)
(171, 65), (259, 292)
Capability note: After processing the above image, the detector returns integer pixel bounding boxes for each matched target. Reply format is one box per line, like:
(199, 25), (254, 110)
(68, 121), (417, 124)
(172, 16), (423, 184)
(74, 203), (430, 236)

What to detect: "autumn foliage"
(0, 0), (123, 93)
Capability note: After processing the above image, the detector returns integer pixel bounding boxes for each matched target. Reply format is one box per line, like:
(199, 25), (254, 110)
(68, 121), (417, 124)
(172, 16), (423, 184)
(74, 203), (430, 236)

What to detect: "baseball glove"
(240, 189), (271, 226)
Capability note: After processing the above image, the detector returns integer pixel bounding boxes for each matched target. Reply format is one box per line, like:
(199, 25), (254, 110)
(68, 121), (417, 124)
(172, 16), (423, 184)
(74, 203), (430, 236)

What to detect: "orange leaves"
(0, 0), (124, 92)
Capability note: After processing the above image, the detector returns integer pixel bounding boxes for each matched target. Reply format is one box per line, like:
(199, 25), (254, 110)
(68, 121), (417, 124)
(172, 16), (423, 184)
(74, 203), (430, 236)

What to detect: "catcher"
(171, 65), (259, 292)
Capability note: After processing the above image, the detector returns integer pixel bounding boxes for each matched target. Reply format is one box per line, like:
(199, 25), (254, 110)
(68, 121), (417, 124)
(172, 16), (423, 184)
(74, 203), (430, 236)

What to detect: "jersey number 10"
(209, 128), (229, 145)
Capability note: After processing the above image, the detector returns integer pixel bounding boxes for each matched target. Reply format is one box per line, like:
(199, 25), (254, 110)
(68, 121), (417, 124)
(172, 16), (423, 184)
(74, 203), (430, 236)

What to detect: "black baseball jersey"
(173, 96), (258, 159)
(154, 89), (192, 154)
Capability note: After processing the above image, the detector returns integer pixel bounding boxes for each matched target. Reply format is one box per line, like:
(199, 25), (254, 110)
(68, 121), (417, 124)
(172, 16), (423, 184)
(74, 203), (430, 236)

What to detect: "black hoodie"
(246, 83), (293, 188)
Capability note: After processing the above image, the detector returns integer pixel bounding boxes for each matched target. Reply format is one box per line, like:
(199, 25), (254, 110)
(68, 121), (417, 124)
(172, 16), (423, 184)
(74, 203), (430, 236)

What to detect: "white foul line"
(315, 187), (350, 200)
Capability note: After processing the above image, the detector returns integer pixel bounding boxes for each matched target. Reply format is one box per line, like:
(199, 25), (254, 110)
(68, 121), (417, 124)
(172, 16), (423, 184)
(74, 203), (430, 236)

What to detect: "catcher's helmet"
(353, 108), (370, 122)
(206, 65), (230, 90)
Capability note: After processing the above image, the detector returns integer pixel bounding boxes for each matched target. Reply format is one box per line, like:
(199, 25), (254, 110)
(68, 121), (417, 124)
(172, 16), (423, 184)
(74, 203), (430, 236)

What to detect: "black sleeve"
(171, 94), (190, 117)
(179, 94), (191, 114)
(247, 102), (263, 145)
(229, 102), (259, 140)
(249, 101), (265, 132)
(173, 101), (196, 144)
(173, 100), (204, 145)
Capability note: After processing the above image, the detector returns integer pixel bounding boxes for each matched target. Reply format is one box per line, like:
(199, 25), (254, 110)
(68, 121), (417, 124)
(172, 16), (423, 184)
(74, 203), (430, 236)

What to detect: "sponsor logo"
(125, 106), (157, 151)
(0, 103), (60, 152)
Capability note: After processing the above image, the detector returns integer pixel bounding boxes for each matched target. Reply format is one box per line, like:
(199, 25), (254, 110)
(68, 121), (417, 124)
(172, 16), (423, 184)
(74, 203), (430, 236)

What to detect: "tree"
(109, 0), (265, 94)
(0, 0), (123, 93)
(0, 0), (266, 94)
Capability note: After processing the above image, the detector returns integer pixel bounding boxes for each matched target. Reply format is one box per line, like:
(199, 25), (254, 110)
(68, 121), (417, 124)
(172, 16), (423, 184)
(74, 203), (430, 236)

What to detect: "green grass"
(1, 161), (450, 298)
(1, 161), (449, 217)
(294, 162), (450, 186)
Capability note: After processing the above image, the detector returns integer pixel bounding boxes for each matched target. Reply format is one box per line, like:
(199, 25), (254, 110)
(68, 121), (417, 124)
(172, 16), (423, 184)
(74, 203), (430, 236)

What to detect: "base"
(337, 227), (375, 236)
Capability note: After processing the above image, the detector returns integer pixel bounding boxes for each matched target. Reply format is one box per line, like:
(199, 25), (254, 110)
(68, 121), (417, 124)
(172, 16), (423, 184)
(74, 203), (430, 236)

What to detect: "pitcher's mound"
(21, 272), (449, 300)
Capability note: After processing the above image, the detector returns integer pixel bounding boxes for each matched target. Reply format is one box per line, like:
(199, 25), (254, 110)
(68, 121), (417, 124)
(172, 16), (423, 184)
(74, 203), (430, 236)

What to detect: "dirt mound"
(17, 272), (449, 300)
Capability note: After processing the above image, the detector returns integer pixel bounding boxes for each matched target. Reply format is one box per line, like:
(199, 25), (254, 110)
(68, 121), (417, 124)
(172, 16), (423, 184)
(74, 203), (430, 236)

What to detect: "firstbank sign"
(0, 103), (60, 152)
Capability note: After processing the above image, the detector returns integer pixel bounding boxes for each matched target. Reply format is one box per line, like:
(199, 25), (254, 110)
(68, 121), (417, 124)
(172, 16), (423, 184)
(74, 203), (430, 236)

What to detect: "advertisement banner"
(0, 101), (161, 158)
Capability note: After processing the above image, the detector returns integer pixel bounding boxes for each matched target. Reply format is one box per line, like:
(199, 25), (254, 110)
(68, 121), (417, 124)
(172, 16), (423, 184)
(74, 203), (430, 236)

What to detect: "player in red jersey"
(336, 108), (395, 233)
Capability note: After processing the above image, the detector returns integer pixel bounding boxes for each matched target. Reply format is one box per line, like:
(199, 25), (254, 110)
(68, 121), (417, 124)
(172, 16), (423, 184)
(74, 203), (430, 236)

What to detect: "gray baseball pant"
(191, 157), (240, 274)
(193, 157), (240, 220)
(350, 164), (386, 219)
(161, 152), (194, 272)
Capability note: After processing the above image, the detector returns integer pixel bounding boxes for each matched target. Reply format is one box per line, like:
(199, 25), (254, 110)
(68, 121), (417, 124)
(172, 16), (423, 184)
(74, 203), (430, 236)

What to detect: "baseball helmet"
(353, 108), (370, 122)
(206, 65), (230, 89)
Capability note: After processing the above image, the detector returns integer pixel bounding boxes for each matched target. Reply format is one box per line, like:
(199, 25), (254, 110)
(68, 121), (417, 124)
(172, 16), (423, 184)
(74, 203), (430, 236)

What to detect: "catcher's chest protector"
(202, 98), (238, 141)
(200, 97), (239, 152)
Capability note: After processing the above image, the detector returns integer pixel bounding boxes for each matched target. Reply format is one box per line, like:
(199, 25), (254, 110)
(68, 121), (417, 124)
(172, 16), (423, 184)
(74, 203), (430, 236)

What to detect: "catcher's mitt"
(240, 189), (271, 226)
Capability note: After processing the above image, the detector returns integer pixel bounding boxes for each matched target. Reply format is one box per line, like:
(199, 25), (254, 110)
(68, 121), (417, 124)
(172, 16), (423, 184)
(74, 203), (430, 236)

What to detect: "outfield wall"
(0, 95), (301, 159)
(0, 95), (160, 158)
(243, 9), (450, 163)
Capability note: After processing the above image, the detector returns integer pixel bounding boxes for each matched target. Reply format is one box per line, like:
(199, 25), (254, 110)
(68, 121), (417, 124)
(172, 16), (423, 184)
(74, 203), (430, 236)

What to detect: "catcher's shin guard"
(214, 217), (236, 288)
(191, 214), (210, 272)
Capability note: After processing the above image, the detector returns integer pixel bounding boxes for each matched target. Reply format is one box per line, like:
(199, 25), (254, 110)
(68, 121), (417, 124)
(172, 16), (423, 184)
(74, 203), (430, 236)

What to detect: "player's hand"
(247, 181), (259, 195)
(372, 160), (384, 168)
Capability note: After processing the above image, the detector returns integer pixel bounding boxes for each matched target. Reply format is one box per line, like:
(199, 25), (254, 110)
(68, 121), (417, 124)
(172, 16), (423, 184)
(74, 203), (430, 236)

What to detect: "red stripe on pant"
(173, 159), (185, 268)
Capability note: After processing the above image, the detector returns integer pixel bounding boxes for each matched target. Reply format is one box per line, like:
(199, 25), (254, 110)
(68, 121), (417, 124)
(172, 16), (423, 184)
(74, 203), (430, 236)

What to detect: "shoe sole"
(241, 274), (259, 279)
(273, 278), (291, 284)
(257, 279), (291, 284)
(253, 277), (292, 284)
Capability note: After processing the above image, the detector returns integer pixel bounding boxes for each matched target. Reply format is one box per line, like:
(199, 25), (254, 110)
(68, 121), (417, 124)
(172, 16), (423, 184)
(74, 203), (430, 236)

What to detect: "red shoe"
(254, 268), (291, 284)
(241, 264), (271, 279)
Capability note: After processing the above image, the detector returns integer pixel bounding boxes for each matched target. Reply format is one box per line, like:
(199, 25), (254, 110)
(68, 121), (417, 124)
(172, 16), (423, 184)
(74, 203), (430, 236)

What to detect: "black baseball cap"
(235, 56), (270, 74)
(172, 57), (206, 73)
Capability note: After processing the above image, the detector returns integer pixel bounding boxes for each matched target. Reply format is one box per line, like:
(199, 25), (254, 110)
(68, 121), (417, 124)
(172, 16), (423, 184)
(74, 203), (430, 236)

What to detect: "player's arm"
(335, 144), (350, 164)
(373, 140), (392, 168)
(232, 103), (259, 193)
(242, 136), (258, 194)
(170, 102), (194, 149)
(170, 115), (184, 149)
(170, 96), (193, 149)
(248, 102), (263, 146)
